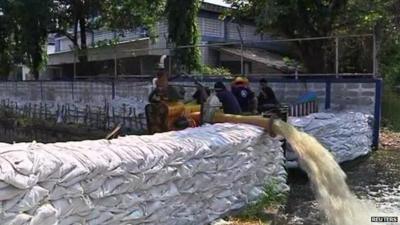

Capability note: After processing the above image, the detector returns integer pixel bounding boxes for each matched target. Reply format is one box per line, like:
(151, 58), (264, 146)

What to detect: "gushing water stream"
(273, 120), (399, 225)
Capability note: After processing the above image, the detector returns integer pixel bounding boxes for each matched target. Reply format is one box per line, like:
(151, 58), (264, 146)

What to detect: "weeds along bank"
(0, 123), (288, 225)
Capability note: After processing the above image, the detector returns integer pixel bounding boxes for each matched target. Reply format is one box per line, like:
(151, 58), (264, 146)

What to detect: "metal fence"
(43, 34), (377, 81)
(0, 98), (147, 131)
(0, 80), (152, 102)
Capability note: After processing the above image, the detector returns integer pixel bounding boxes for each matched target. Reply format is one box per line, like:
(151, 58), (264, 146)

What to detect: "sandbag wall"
(287, 112), (373, 166)
(0, 123), (287, 225)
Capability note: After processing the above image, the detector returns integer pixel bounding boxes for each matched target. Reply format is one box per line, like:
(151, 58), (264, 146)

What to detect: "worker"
(192, 86), (211, 104)
(231, 77), (256, 113)
(148, 68), (183, 103)
(214, 81), (242, 115)
(257, 78), (279, 113)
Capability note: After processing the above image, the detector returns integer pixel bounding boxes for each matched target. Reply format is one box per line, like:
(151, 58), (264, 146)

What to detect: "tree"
(0, 0), (50, 80)
(51, 0), (165, 75)
(51, 0), (104, 64)
(0, 1), (15, 79)
(166, 0), (202, 73)
(226, 0), (400, 78)
(14, 0), (52, 79)
(226, 0), (348, 73)
(102, 0), (165, 38)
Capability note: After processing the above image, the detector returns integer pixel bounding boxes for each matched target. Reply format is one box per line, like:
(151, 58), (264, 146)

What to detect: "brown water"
(274, 120), (399, 225)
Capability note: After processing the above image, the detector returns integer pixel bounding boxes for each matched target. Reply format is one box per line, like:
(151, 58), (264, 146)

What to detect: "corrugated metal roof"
(216, 47), (299, 73)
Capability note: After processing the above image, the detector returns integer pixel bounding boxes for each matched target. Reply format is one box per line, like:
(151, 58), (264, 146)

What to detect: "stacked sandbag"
(288, 112), (373, 164)
(0, 123), (287, 225)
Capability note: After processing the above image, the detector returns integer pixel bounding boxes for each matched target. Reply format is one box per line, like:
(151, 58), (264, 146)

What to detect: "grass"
(230, 181), (288, 225)
(382, 89), (400, 131)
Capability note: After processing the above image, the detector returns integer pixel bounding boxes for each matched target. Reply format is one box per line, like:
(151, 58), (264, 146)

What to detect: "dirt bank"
(379, 128), (400, 150)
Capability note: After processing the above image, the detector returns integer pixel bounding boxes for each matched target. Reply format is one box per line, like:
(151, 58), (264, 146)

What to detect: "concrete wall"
(330, 83), (376, 111)
(0, 80), (377, 114)
(0, 81), (152, 104)
(171, 80), (377, 113)
(0, 123), (288, 225)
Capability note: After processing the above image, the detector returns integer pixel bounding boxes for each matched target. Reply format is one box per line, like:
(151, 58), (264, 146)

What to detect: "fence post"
(112, 80), (115, 100)
(114, 48), (118, 80)
(373, 33), (377, 77)
(71, 81), (74, 101)
(14, 81), (17, 97)
(73, 48), (77, 80)
(236, 25), (244, 75)
(335, 37), (339, 77)
(40, 81), (44, 101)
(372, 79), (382, 148)
(325, 81), (331, 109)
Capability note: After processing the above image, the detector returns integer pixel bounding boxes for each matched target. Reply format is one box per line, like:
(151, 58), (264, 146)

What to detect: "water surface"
(279, 150), (400, 224)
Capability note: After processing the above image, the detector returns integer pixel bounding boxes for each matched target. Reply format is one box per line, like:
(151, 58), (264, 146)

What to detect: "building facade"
(46, 2), (291, 80)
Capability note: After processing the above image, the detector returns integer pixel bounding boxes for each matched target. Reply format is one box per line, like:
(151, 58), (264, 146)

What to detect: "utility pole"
(236, 25), (244, 75)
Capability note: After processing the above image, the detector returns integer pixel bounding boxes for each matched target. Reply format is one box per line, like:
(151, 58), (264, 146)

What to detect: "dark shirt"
(231, 86), (255, 112)
(257, 86), (279, 112)
(216, 90), (242, 115)
(192, 87), (211, 104)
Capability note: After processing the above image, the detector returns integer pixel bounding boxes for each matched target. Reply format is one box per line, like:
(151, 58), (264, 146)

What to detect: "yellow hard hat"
(233, 76), (248, 85)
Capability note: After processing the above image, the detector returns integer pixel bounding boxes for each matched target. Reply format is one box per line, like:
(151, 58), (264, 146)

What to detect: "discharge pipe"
(202, 93), (278, 137)
(158, 55), (168, 69)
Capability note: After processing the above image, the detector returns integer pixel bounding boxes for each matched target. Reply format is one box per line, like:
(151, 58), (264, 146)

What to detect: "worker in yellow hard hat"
(231, 76), (257, 114)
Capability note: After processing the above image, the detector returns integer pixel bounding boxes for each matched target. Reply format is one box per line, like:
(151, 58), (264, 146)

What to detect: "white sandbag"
(3, 193), (26, 212)
(0, 155), (39, 189)
(121, 207), (145, 221)
(87, 212), (113, 225)
(58, 215), (83, 225)
(80, 175), (107, 194)
(288, 111), (373, 164)
(29, 203), (58, 225)
(0, 181), (10, 189)
(1, 151), (34, 176)
(0, 185), (26, 201)
(53, 198), (75, 218)
(28, 148), (63, 181)
(3, 213), (32, 225)
(50, 182), (83, 200)
(0, 123), (288, 225)
(8, 186), (49, 212)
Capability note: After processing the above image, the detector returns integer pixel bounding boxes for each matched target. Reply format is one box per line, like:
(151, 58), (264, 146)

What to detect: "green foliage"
(380, 37), (400, 87)
(166, 0), (202, 73)
(382, 88), (400, 132)
(1, 0), (166, 78)
(201, 65), (232, 76)
(0, 1), (14, 79)
(236, 180), (287, 221)
(0, 0), (51, 79)
(225, 0), (348, 73)
(225, 0), (400, 78)
(51, 0), (165, 64)
(14, 0), (52, 79)
(101, 0), (165, 38)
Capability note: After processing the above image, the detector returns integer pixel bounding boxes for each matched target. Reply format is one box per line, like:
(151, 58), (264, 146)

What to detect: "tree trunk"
(79, 17), (87, 62)
(78, 17), (88, 76)
(32, 70), (39, 80)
